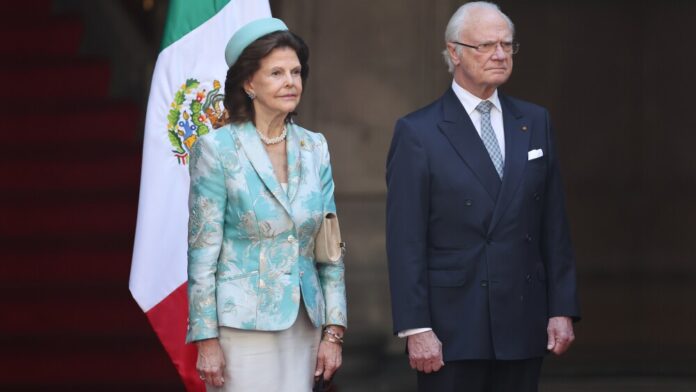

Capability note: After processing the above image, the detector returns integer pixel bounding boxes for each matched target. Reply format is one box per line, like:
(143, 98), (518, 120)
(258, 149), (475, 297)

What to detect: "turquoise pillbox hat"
(225, 17), (288, 67)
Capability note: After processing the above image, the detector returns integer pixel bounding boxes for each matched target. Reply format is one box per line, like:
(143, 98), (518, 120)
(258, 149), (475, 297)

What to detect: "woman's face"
(244, 47), (303, 118)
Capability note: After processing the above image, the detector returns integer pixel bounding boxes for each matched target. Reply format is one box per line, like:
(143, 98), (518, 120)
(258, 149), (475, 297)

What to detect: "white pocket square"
(528, 149), (543, 160)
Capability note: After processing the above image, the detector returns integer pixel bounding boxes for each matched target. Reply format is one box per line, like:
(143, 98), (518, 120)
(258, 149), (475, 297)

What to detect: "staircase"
(0, 1), (183, 390)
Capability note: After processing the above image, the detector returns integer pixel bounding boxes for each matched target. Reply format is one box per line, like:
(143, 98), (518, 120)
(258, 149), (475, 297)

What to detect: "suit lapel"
(488, 94), (529, 233)
(233, 122), (293, 216)
(285, 123), (302, 203)
(437, 88), (501, 201)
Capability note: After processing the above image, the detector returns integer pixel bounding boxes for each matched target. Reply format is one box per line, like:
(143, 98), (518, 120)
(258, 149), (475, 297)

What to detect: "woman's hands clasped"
(196, 338), (226, 387)
(314, 326), (344, 381)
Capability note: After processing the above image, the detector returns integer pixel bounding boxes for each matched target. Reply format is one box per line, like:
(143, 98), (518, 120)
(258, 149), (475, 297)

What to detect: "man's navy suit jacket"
(386, 88), (581, 361)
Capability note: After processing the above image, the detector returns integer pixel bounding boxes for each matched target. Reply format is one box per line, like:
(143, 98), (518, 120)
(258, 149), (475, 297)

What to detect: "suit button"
(259, 279), (266, 288)
(480, 280), (488, 287)
(526, 274), (532, 282)
(486, 238), (493, 245)
(287, 235), (296, 243)
(525, 234), (532, 242)
(534, 193), (541, 201)
(464, 199), (473, 206)
(300, 271), (304, 277)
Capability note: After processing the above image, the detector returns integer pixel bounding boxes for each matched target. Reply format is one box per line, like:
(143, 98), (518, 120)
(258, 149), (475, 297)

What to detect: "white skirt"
(208, 305), (321, 392)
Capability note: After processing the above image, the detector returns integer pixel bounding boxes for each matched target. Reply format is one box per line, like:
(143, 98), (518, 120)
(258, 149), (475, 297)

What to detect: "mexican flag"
(129, 1), (270, 390)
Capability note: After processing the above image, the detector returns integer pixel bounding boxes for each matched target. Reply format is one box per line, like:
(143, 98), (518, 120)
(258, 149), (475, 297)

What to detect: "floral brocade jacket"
(185, 121), (347, 343)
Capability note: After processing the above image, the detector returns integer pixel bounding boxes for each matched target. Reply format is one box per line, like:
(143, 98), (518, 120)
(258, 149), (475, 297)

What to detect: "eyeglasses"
(451, 41), (520, 55)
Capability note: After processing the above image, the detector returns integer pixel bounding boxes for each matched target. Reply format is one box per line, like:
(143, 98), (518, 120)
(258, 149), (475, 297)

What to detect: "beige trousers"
(208, 306), (321, 392)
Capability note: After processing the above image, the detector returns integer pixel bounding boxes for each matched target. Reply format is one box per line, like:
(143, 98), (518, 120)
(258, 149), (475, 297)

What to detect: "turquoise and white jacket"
(185, 121), (347, 343)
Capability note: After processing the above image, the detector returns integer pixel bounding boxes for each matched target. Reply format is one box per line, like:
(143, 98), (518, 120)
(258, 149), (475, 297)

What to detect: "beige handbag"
(314, 213), (345, 264)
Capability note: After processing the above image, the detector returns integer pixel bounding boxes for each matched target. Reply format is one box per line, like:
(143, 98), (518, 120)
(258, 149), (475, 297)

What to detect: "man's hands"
(407, 330), (444, 373)
(547, 316), (575, 355)
(196, 338), (226, 387)
(405, 316), (573, 375)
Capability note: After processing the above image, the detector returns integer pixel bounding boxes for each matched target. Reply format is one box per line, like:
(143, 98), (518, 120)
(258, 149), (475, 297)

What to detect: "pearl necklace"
(256, 126), (287, 145)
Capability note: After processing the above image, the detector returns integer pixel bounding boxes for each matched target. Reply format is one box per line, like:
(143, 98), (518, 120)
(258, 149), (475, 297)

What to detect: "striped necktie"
(476, 100), (504, 179)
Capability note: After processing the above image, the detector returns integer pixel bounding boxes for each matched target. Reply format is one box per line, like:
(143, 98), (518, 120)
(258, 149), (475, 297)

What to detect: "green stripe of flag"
(161, 0), (232, 50)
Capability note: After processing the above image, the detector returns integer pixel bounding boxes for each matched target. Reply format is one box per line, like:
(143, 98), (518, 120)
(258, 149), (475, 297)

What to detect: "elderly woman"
(186, 18), (347, 391)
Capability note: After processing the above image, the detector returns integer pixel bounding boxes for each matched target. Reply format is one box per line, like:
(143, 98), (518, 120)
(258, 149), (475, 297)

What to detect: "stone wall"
(275, 0), (696, 375)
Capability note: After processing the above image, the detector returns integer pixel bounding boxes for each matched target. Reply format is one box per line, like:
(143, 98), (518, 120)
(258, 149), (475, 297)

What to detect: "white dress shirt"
(397, 81), (507, 339)
(451, 80), (506, 160)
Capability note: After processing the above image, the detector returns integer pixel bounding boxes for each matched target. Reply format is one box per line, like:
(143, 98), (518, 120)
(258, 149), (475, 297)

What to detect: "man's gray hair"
(442, 1), (515, 73)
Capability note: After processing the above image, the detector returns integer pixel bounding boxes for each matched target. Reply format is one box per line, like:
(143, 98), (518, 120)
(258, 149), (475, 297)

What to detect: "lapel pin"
(300, 140), (305, 147)
(521, 125), (528, 132)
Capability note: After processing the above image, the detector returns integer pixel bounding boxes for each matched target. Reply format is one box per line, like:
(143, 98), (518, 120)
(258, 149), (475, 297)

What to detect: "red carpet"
(0, 1), (183, 390)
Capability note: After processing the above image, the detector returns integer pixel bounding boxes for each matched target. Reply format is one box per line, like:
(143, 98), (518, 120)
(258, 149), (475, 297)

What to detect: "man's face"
(447, 9), (514, 97)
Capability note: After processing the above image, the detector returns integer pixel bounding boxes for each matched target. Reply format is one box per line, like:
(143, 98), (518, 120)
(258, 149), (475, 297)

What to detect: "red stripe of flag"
(146, 283), (204, 392)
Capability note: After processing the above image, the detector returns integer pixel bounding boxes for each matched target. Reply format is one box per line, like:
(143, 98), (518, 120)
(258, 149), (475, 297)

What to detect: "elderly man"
(386, 2), (581, 391)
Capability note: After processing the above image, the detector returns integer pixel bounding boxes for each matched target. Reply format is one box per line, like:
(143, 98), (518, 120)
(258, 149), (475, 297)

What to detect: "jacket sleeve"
(316, 134), (348, 328)
(186, 136), (227, 342)
(386, 118), (432, 334)
(541, 111), (581, 321)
